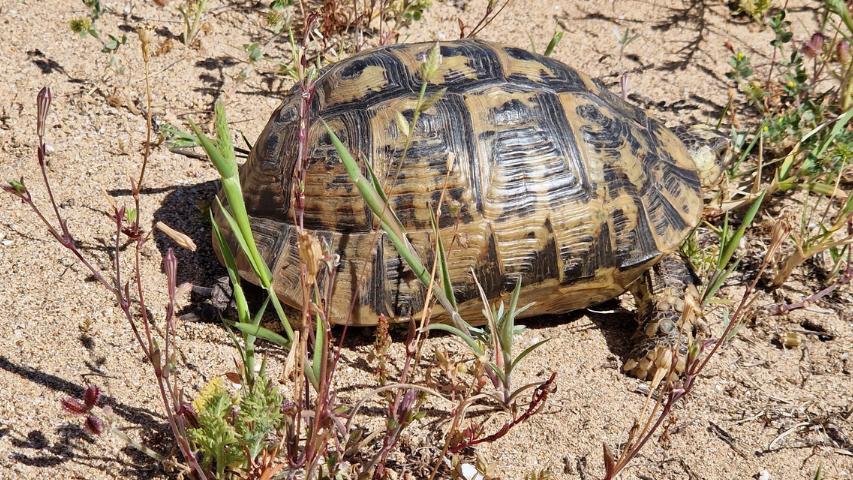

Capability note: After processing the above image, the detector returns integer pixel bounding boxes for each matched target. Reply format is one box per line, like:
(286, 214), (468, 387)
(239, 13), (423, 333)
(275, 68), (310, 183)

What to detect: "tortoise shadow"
(520, 299), (637, 363)
(151, 180), (223, 290)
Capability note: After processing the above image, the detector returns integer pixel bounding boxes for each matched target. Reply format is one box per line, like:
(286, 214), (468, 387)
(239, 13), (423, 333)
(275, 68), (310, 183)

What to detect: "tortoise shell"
(214, 39), (703, 325)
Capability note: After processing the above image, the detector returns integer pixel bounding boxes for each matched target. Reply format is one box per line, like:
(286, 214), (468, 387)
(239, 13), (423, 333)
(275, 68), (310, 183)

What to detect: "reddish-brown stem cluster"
(603, 229), (785, 479)
(448, 372), (557, 454)
(3, 87), (207, 479)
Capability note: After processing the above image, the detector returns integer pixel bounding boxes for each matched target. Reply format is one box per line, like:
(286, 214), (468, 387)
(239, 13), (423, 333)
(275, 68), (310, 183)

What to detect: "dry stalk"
(602, 220), (789, 479)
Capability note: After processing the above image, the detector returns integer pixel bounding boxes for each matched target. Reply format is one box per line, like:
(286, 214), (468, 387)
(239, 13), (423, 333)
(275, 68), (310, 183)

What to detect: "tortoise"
(213, 39), (728, 381)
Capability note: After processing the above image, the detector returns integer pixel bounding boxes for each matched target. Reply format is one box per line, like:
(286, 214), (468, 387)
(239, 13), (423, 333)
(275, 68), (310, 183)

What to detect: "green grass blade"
(430, 208), (457, 310)
(363, 155), (390, 205)
(190, 113), (271, 286)
(543, 31), (563, 56)
(717, 190), (765, 272)
(488, 361), (507, 385)
(214, 100), (234, 161)
(267, 291), (293, 342)
(703, 191), (764, 304)
(312, 313), (325, 386)
(210, 209), (250, 325)
(704, 259), (741, 304)
(509, 338), (550, 376)
(325, 121), (480, 334)
(215, 197), (265, 278)
(325, 122), (431, 289)
(426, 323), (484, 357)
(717, 212), (730, 267)
(232, 322), (290, 349)
(501, 278), (523, 354)
(813, 108), (853, 158)
(190, 118), (235, 179)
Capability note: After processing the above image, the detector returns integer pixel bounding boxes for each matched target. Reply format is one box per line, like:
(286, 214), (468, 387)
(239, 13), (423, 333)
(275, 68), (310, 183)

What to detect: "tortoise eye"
(276, 105), (298, 124)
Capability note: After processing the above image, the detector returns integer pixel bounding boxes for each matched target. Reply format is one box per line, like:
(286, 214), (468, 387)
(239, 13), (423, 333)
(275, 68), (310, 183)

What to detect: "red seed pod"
(802, 32), (825, 58)
(36, 87), (51, 140)
(84, 415), (105, 435)
(83, 385), (101, 409)
(177, 402), (200, 429)
(61, 397), (88, 415)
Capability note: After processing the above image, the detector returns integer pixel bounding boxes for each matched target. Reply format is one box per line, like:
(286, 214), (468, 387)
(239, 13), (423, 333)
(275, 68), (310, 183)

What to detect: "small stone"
(563, 455), (576, 474)
(757, 470), (771, 480)
(780, 332), (802, 349)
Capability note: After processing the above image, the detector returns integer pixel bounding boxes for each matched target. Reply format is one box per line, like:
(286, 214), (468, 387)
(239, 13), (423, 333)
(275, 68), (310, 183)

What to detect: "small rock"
(562, 454), (576, 474)
(758, 470), (771, 480)
(460, 463), (484, 480)
(780, 331), (803, 349)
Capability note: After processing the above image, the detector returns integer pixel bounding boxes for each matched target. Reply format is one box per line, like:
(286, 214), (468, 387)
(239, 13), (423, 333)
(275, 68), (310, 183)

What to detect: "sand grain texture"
(0, 0), (851, 479)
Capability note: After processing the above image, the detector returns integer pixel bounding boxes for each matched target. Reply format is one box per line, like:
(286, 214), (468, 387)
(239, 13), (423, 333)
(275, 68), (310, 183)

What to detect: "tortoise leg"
(189, 275), (237, 321)
(623, 253), (701, 382)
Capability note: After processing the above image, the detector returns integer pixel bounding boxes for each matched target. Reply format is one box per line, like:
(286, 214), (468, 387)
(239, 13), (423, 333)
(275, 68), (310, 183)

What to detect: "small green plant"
(393, 0), (431, 25)
(244, 43), (264, 64)
(188, 372), (285, 477)
(613, 26), (640, 62)
(265, 0), (292, 34)
(543, 30), (564, 57)
(737, 0), (773, 22)
(69, 0), (126, 55)
(720, 1), (853, 287)
(237, 42), (265, 83)
(178, 0), (208, 46)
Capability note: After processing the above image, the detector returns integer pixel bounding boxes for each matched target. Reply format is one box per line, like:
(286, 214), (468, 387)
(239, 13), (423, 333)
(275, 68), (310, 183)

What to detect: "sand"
(0, 0), (851, 478)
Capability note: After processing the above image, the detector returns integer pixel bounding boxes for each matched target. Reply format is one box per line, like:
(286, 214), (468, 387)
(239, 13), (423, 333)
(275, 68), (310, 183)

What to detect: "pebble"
(562, 454), (576, 474)
(758, 470), (771, 480)
(459, 463), (484, 480)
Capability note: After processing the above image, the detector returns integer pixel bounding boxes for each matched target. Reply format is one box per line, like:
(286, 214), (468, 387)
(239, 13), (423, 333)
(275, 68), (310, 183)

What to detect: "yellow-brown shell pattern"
(218, 39), (703, 325)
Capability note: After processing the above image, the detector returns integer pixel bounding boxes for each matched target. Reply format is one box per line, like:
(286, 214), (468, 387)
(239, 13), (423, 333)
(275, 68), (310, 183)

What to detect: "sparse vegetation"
(603, 1), (853, 477)
(178, 0), (209, 46)
(68, 0), (127, 74)
(2, 0), (850, 479)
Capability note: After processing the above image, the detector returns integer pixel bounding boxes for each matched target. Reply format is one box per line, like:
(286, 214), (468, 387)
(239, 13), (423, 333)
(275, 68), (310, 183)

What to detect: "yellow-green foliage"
(739, 0), (773, 22)
(188, 373), (285, 478)
(189, 379), (243, 478)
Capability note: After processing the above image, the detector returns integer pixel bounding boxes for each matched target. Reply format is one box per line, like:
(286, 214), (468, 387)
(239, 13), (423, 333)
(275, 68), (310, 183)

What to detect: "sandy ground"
(0, 0), (851, 478)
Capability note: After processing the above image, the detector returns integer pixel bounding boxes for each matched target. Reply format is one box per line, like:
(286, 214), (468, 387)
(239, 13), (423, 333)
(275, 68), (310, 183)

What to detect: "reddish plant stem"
(8, 87), (207, 479)
(767, 263), (852, 315)
(448, 372), (557, 453)
(604, 234), (783, 479)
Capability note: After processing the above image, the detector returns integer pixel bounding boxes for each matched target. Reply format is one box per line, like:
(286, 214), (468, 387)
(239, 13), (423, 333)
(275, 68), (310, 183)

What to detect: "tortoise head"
(673, 124), (731, 189)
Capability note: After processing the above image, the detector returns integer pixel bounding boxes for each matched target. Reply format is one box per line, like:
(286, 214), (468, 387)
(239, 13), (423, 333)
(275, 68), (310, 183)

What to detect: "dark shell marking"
(215, 39), (703, 325)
